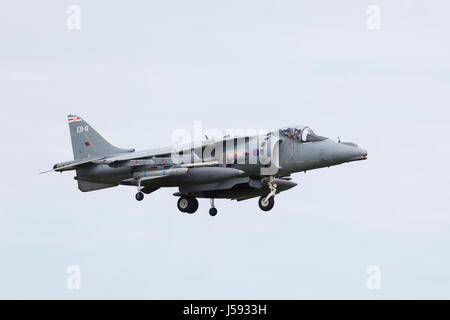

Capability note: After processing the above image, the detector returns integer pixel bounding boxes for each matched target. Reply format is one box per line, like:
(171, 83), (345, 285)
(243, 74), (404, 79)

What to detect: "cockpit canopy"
(279, 125), (327, 143)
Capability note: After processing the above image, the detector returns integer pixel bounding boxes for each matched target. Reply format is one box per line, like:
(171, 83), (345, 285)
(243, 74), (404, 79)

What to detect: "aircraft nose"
(331, 142), (368, 163)
(360, 148), (368, 158)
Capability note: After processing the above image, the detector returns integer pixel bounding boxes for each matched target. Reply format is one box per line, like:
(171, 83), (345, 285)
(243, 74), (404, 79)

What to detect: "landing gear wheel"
(177, 196), (189, 212)
(209, 199), (217, 216)
(177, 196), (198, 214)
(186, 198), (199, 214)
(258, 195), (274, 211)
(209, 208), (217, 216)
(135, 192), (144, 201)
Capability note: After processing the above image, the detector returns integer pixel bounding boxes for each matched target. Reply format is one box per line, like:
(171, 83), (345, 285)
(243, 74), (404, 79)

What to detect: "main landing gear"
(177, 195), (199, 214)
(209, 199), (217, 216)
(175, 196), (218, 216)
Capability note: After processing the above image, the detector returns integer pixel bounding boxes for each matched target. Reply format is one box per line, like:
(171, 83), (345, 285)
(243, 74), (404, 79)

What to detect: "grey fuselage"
(74, 132), (367, 200)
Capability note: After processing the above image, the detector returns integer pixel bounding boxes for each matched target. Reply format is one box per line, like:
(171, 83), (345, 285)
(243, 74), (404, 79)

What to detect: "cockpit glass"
(279, 126), (326, 143)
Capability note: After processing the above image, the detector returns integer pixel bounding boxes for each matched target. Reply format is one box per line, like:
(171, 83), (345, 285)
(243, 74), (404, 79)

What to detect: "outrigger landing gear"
(259, 176), (277, 211)
(209, 199), (217, 216)
(177, 195), (199, 214)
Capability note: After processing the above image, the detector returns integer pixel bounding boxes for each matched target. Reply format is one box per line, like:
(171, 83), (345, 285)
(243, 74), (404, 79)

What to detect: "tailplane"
(67, 115), (134, 160)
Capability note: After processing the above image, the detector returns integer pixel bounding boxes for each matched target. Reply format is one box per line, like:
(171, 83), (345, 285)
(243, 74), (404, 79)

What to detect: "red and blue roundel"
(84, 141), (91, 146)
(253, 149), (259, 156)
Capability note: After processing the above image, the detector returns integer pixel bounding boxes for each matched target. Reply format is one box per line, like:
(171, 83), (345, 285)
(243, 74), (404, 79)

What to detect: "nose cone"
(331, 142), (368, 163)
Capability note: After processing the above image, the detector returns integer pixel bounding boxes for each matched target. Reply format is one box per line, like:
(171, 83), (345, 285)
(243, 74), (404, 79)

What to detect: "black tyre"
(186, 197), (199, 214)
(209, 208), (217, 216)
(177, 196), (198, 213)
(258, 196), (274, 211)
(135, 192), (144, 201)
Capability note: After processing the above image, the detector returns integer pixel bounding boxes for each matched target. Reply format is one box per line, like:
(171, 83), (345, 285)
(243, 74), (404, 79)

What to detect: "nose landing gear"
(259, 177), (277, 211)
(258, 195), (274, 211)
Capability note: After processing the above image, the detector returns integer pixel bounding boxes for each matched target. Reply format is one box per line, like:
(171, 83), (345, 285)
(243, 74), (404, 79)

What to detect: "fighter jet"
(43, 115), (367, 216)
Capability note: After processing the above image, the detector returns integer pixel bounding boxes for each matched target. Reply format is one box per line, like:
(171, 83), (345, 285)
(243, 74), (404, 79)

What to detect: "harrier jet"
(43, 115), (367, 216)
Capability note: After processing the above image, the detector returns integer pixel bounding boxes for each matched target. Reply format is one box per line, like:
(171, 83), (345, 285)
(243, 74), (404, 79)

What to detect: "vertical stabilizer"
(67, 115), (133, 160)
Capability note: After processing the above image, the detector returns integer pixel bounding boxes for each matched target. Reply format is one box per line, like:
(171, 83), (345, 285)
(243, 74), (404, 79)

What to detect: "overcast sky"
(0, 0), (449, 299)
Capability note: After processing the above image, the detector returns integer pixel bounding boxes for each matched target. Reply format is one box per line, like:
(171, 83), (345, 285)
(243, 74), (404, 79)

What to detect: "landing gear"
(177, 196), (199, 214)
(258, 176), (277, 211)
(209, 199), (217, 216)
(258, 195), (274, 211)
(135, 192), (144, 201)
(135, 179), (144, 201)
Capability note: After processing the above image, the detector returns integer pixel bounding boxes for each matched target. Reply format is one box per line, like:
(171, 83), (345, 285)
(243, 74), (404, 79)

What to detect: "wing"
(44, 133), (256, 173)
(97, 147), (174, 163)
(43, 145), (218, 174)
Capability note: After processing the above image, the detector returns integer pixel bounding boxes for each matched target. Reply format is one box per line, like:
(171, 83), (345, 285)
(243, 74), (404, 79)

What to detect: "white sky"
(0, 0), (449, 298)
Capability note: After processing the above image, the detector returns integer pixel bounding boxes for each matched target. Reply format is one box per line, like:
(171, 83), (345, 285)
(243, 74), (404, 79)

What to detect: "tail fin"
(67, 115), (134, 160)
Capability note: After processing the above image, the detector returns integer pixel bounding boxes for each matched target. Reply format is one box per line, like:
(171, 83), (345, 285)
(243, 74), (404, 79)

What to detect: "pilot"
(294, 128), (302, 141)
